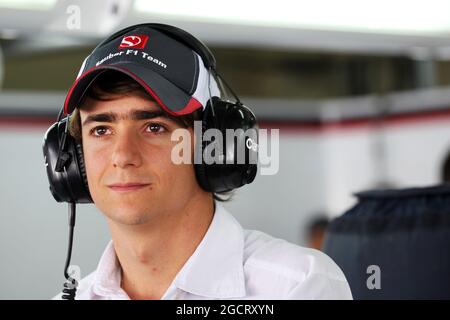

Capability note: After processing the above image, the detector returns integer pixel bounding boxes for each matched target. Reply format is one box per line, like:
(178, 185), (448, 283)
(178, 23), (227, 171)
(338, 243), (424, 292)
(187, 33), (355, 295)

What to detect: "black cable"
(61, 202), (78, 300)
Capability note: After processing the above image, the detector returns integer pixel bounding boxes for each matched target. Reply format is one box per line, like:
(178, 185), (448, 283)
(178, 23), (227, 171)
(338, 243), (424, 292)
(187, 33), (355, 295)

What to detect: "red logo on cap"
(119, 35), (149, 49)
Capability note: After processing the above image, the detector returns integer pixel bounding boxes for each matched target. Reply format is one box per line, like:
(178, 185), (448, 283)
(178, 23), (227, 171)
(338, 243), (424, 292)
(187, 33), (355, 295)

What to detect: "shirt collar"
(173, 203), (246, 298)
(92, 241), (128, 298)
(92, 202), (246, 299)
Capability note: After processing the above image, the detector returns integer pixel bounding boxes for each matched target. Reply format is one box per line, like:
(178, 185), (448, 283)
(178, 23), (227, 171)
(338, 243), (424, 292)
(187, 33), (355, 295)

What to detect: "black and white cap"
(64, 25), (220, 116)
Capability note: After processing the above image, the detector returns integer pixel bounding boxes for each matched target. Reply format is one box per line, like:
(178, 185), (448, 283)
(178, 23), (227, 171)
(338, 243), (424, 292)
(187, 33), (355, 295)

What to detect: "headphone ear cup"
(193, 98), (258, 193)
(64, 133), (93, 203)
(43, 121), (68, 202)
(42, 117), (93, 203)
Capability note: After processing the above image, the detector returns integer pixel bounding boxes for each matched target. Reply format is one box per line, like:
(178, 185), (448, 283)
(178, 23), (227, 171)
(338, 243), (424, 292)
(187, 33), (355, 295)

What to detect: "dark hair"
(68, 70), (233, 202)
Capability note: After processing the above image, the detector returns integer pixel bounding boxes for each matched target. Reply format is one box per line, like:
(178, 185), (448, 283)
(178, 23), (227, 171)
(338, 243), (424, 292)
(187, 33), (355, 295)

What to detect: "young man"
(52, 24), (352, 300)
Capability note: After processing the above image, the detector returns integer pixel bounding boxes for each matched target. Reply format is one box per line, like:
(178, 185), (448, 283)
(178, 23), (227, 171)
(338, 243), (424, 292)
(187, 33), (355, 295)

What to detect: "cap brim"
(64, 63), (202, 116)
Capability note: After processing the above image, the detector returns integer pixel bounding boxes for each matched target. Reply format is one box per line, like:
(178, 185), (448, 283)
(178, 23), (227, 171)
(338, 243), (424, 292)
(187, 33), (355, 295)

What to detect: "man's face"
(79, 93), (201, 225)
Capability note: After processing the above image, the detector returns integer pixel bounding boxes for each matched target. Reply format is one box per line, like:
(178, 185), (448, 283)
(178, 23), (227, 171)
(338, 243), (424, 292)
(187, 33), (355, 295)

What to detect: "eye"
(146, 123), (166, 134)
(90, 126), (111, 137)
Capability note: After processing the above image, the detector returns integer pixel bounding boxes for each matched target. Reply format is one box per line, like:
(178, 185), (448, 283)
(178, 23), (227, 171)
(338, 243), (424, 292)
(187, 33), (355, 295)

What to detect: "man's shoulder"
(242, 229), (347, 282)
(51, 271), (96, 300)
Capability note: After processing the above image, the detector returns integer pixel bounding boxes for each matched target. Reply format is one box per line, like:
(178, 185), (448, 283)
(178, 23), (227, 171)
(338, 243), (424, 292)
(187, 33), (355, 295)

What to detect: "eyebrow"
(81, 109), (169, 127)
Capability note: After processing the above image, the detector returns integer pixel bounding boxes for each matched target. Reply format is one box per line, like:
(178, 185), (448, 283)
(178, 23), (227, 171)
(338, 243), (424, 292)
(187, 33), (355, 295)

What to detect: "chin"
(97, 199), (153, 225)
(109, 209), (153, 226)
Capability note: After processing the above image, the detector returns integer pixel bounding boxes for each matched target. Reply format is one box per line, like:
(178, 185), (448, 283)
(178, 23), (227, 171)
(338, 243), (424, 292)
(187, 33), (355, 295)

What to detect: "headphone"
(42, 23), (258, 204)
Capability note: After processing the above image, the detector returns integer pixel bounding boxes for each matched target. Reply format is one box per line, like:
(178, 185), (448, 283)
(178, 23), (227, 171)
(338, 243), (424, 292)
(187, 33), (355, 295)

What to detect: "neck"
(108, 194), (215, 300)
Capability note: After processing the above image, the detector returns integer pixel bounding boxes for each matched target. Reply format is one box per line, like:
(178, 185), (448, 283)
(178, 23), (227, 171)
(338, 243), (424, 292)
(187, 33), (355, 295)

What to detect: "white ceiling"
(1, 0), (450, 58)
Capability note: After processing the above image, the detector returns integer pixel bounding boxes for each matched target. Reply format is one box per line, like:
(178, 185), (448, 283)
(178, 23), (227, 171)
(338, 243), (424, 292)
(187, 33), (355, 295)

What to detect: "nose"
(111, 129), (143, 169)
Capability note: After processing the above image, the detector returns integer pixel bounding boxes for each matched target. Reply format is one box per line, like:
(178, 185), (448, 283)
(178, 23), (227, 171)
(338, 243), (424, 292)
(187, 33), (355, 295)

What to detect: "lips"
(107, 182), (151, 192)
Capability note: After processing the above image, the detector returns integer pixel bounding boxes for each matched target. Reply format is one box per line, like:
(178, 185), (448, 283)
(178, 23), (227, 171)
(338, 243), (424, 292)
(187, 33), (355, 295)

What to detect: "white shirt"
(53, 203), (352, 300)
